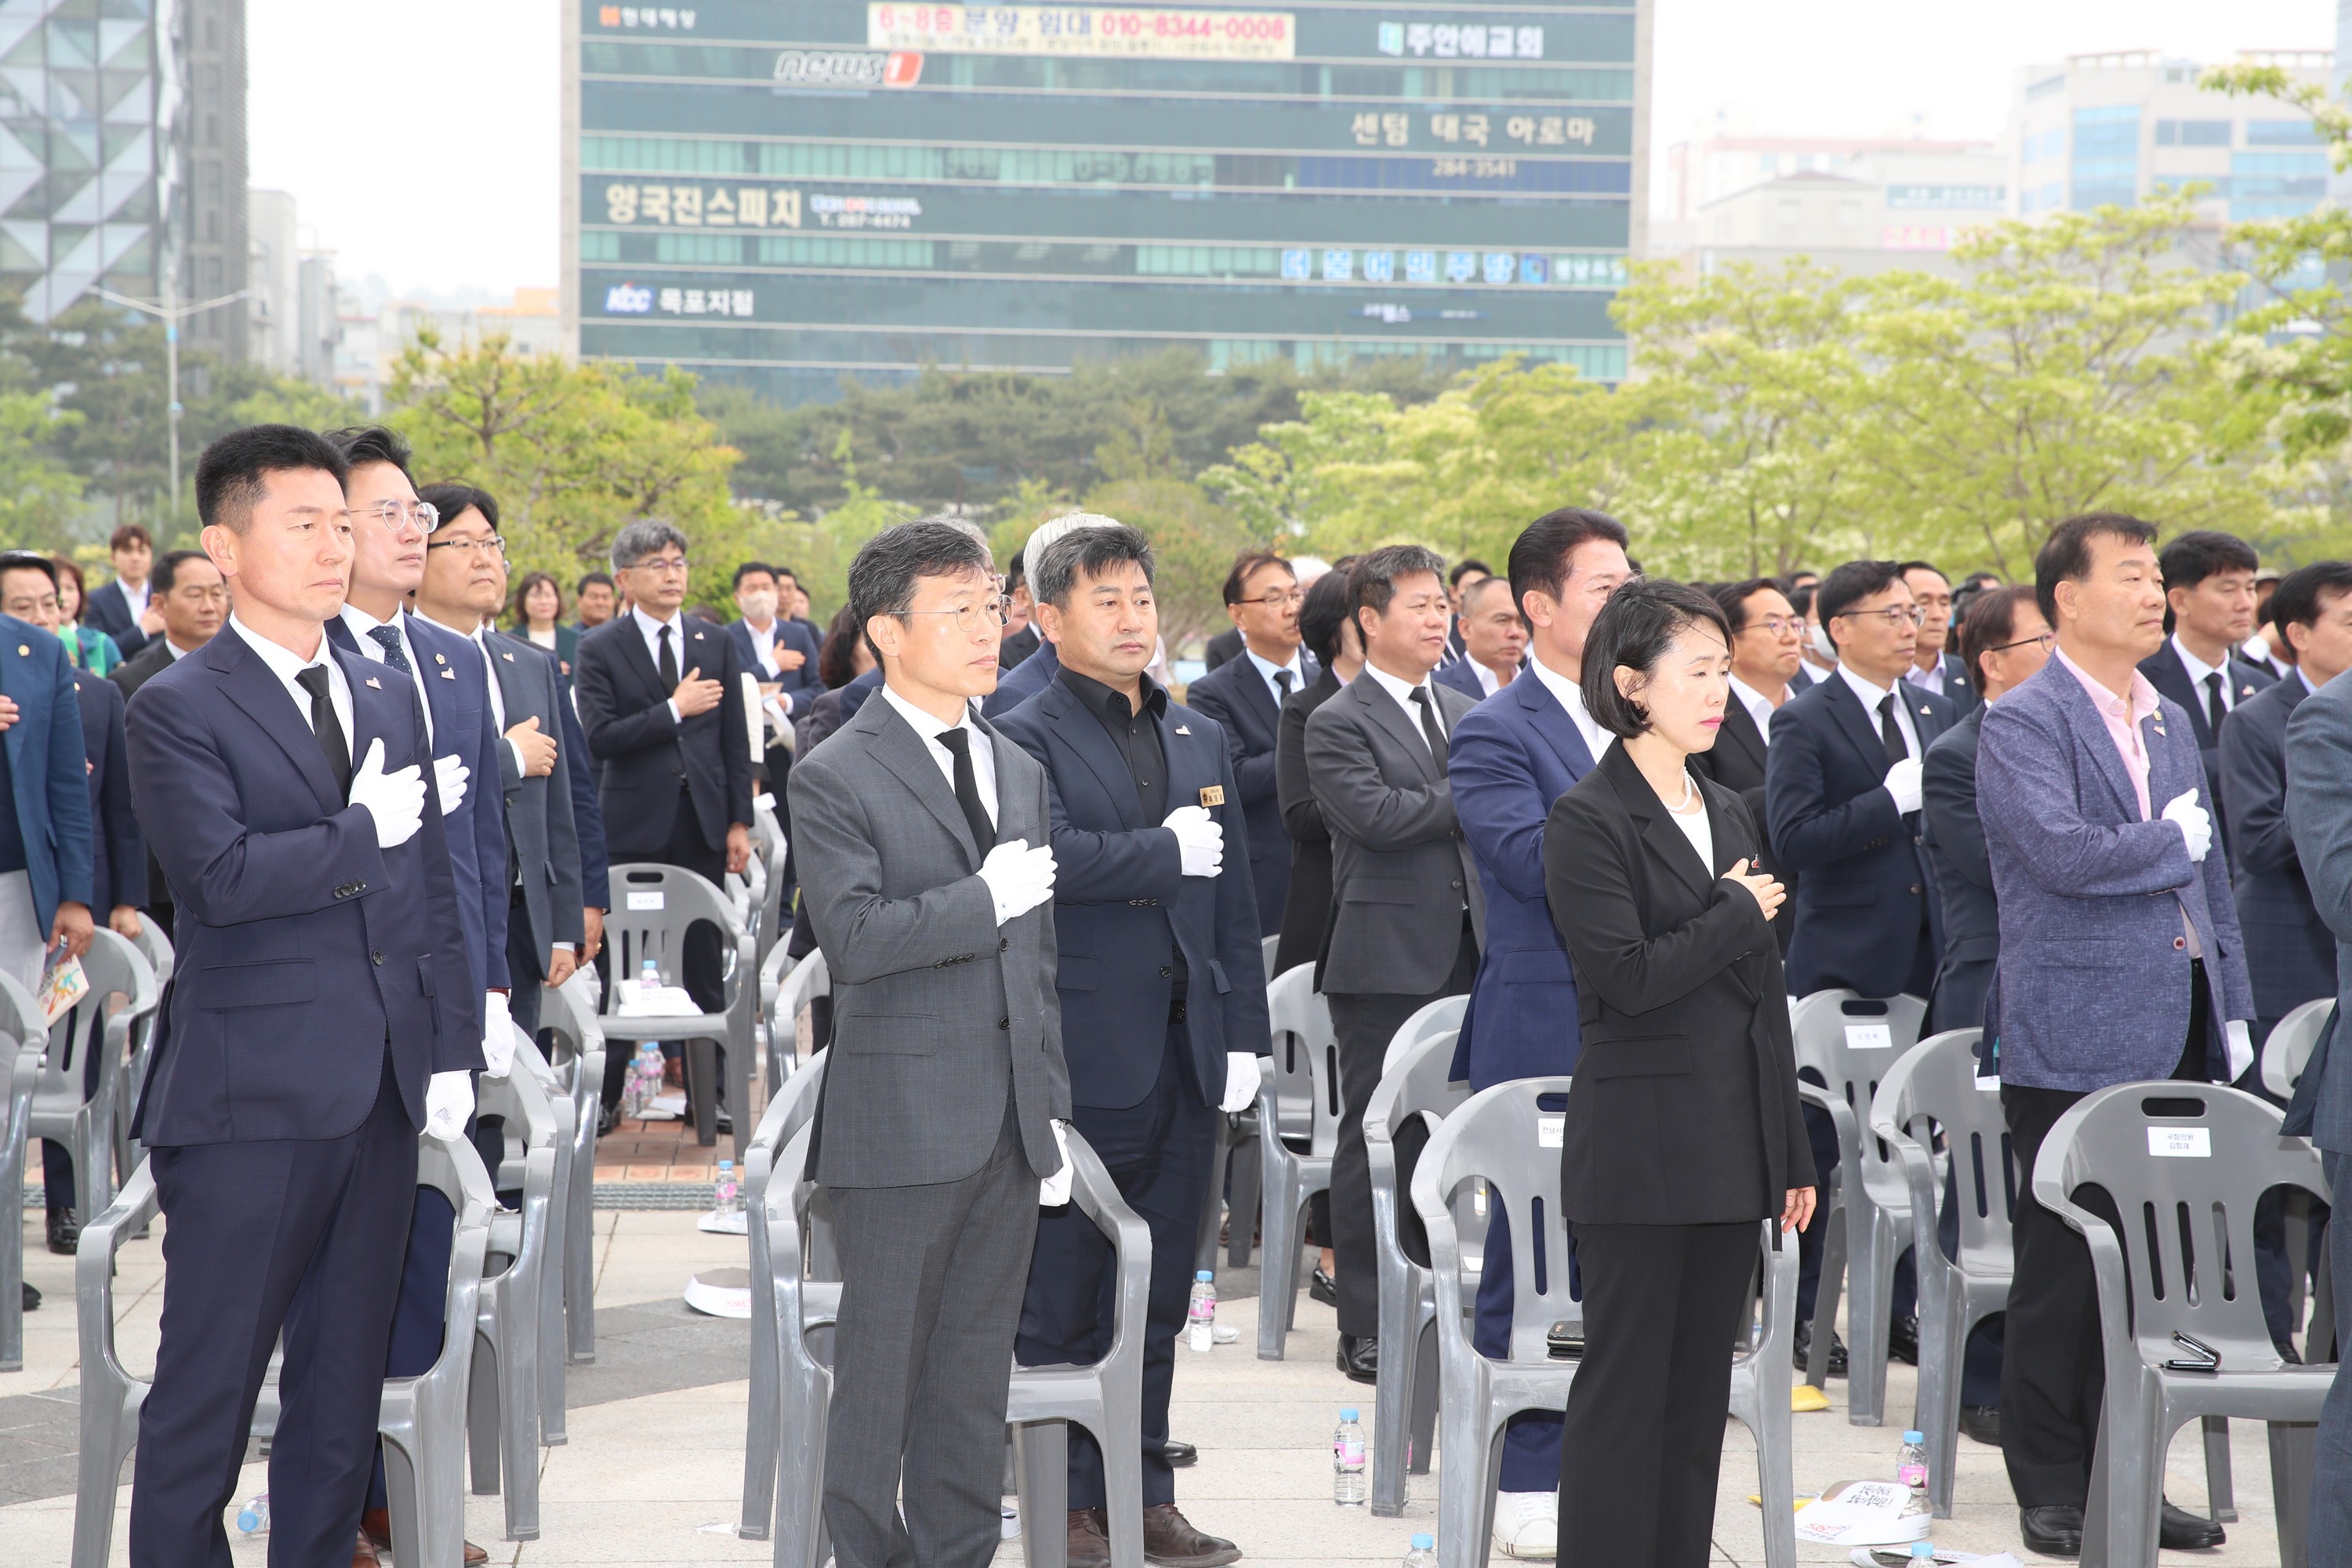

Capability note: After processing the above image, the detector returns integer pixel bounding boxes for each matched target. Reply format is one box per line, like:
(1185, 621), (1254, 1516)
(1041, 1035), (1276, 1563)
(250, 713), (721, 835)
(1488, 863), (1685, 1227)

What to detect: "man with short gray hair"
(574, 517), (757, 1123)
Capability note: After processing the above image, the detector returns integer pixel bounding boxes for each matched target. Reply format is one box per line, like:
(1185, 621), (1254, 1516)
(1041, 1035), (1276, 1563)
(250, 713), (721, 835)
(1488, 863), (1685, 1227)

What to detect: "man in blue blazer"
(1977, 512), (2249, 1556)
(1181, 550), (1316, 938)
(1446, 506), (1629, 1552)
(2138, 528), (2275, 858)
(124, 426), (478, 1568)
(996, 524), (1264, 1567)
(0, 561), (95, 1011)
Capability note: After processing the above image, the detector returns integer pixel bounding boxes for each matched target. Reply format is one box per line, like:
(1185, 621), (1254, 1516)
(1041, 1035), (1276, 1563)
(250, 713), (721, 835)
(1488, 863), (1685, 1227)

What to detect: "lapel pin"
(438, 668), (456, 679)
(434, 652), (446, 664)
(2241, 684), (2254, 698)
(14, 644), (25, 655)
(502, 651), (514, 662)
(1199, 784), (1226, 808)
(365, 676), (383, 689)
(1174, 723), (1191, 735)
(1918, 705), (1931, 715)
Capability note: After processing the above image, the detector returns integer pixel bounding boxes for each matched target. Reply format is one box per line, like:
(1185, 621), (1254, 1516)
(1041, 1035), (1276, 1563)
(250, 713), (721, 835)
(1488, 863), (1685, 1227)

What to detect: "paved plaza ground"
(0, 1111), (2312, 1566)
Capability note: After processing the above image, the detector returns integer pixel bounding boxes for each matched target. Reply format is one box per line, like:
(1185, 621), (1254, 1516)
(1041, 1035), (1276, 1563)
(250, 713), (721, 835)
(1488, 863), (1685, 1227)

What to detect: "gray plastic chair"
(1871, 1028), (2014, 1517)
(1258, 961), (1340, 1359)
(766, 946), (829, 1092)
(1260, 933), (1280, 985)
(72, 1136), (492, 1568)
(1411, 1079), (1798, 1568)
(600, 862), (759, 1160)
(29, 931), (157, 1236)
(2263, 997), (2336, 1100)
(511, 1032), (577, 1446)
(0, 970), (38, 1373)
(1790, 987), (1928, 1423)
(537, 973), (606, 1367)
(2033, 1082), (2334, 1568)
(470, 1048), (561, 1538)
(113, 920), (174, 1182)
(1365, 1027), (1468, 1516)
(740, 1050), (835, 1543)
(1381, 993), (1468, 1075)
(753, 799), (789, 974)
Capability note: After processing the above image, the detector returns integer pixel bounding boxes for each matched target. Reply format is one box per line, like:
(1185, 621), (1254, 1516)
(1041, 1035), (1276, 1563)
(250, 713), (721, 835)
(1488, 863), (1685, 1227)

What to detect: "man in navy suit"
(1181, 550), (1316, 939)
(124, 424), (478, 1568)
(1432, 573), (1528, 705)
(996, 522), (1263, 1567)
(81, 524), (158, 659)
(2139, 529), (2274, 857)
(1767, 558), (1955, 1370)
(1448, 506), (1629, 1555)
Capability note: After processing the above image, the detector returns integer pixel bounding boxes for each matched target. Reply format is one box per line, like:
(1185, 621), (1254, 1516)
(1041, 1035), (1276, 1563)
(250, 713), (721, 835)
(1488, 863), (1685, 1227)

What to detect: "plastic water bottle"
(713, 1160), (740, 1218)
(1403, 1534), (1437, 1568)
(1185, 1271), (1217, 1352)
(639, 956), (661, 999)
(1334, 1408), (1367, 1504)
(234, 1494), (269, 1534)
(1897, 1430), (1929, 1514)
(1909, 1543), (1936, 1565)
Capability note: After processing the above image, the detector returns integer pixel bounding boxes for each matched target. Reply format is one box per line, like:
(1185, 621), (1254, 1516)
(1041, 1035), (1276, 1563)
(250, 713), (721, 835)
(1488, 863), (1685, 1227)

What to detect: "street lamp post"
(96, 261), (247, 530)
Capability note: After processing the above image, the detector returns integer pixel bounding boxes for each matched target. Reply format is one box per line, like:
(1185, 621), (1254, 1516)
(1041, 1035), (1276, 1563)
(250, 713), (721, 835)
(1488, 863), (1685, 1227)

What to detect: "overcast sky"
(245, 0), (2340, 299)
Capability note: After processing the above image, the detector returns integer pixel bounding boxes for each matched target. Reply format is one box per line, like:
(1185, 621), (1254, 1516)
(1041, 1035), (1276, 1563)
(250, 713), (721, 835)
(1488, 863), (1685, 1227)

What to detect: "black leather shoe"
(597, 1102), (621, 1137)
(20, 1281), (38, 1312)
(1791, 1320), (1849, 1377)
(2159, 1501), (2224, 1549)
(1887, 1314), (1920, 1365)
(1308, 1267), (1338, 1308)
(1337, 1333), (1378, 1384)
(2019, 1504), (2083, 1557)
(1958, 1405), (2001, 1446)
(1163, 1439), (1197, 1468)
(46, 1209), (78, 1256)
(1141, 1502), (1241, 1567)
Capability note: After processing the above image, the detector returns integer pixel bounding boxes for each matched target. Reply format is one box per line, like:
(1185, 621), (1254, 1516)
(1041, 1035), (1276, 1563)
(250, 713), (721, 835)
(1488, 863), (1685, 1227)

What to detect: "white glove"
(978, 837), (1057, 925)
(424, 1070), (474, 1142)
(1221, 1051), (1261, 1114)
(1882, 756), (1925, 816)
(2162, 788), (2212, 864)
(1039, 1118), (1074, 1206)
(481, 991), (514, 1079)
(1163, 804), (1225, 877)
(2226, 1018), (2255, 1083)
(348, 738), (426, 849)
(432, 753), (470, 817)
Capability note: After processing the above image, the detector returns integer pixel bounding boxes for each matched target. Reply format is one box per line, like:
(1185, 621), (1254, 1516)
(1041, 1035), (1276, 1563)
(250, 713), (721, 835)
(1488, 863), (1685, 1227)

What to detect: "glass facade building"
(563, 1), (1649, 405)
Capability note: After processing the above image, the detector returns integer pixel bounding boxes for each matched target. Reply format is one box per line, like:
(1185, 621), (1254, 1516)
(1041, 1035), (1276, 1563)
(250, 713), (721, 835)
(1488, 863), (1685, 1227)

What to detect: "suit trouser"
(1326, 923), (1479, 1339)
(2247, 1016), (2331, 1355)
(507, 887), (546, 1040)
(600, 790), (728, 1109)
(1018, 1027), (1216, 1509)
(2312, 1149), (2352, 1568)
(1556, 1220), (1756, 1568)
(1477, 1203), (1577, 1492)
(130, 1053), (417, 1568)
(826, 1100), (1040, 1568)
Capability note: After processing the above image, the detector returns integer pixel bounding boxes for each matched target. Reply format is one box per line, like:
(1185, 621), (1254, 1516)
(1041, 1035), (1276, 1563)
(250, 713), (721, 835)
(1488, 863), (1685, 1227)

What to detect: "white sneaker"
(1491, 1490), (1558, 1559)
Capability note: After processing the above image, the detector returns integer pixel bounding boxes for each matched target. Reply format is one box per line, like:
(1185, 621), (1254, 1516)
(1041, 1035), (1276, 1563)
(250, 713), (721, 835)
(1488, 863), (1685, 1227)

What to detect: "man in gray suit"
(2283, 593), (2352, 1564)
(1305, 544), (1486, 1382)
(787, 519), (1072, 1568)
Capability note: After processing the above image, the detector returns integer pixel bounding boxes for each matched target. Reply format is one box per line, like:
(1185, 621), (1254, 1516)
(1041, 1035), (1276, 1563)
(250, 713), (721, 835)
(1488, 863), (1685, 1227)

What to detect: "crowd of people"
(8, 416), (2352, 1567)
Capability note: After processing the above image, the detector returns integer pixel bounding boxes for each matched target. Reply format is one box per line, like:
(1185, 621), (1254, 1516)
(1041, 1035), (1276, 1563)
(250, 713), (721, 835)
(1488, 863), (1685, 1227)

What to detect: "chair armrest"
(75, 1160), (161, 1387)
(1798, 1078), (1864, 1172)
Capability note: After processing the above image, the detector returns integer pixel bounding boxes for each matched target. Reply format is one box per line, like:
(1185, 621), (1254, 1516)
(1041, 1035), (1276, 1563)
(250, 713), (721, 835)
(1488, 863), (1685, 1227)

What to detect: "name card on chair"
(1844, 1022), (1893, 1051)
(2149, 1127), (2211, 1158)
(626, 891), (666, 910)
(1537, 1113), (1564, 1149)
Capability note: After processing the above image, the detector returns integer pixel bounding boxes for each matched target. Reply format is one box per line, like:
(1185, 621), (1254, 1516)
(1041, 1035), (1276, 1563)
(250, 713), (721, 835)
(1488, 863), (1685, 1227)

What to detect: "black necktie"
(657, 623), (678, 690)
(1877, 692), (1909, 768)
(2205, 672), (2227, 736)
(1409, 686), (1450, 765)
(366, 623), (411, 675)
(934, 727), (996, 853)
(295, 665), (353, 797)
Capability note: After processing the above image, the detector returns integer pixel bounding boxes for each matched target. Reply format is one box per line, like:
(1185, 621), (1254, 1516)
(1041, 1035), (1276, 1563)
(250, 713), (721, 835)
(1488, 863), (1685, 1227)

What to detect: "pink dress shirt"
(2053, 645), (2158, 822)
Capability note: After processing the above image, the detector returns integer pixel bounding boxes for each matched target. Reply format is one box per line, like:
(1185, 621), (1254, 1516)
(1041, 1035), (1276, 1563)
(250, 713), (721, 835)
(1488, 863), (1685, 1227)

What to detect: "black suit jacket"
(572, 615), (756, 861)
(83, 579), (149, 659)
(112, 637), (184, 912)
(1272, 667), (1344, 976)
(1690, 692), (1794, 954)
(1546, 742), (1808, 1225)
(2138, 641), (2277, 857)
(72, 667), (144, 913)
(1182, 648), (1316, 937)
(998, 622), (1042, 670)
(1918, 708), (1995, 1035)
(1203, 626), (1244, 673)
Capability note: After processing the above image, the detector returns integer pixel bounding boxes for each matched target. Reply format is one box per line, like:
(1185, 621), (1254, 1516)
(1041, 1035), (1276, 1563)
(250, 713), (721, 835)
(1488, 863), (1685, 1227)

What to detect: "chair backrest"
(1410, 1076), (1578, 1363)
(771, 949), (829, 1072)
(1265, 963), (1340, 1155)
(35, 931), (155, 1113)
(1791, 988), (1928, 1207)
(601, 863), (750, 1013)
(1260, 934), (1280, 987)
(1871, 1029), (2017, 1282)
(129, 920), (172, 989)
(1367, 1028), (1469, 1145)
(2034, 1083), (2328, 1365)
(1382, 993), (1468, 1075)
(2262, 997), (2335, 1100)
(480, 1050), (561, 1170)
(753, 802), (789, 966)
(0, 969), (42, 1056)
(538, 972), (608, 1081)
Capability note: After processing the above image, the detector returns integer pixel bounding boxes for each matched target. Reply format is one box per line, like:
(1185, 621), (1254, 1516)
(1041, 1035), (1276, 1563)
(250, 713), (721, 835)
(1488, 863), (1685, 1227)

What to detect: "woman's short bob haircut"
(1582, 577), (1733, 740)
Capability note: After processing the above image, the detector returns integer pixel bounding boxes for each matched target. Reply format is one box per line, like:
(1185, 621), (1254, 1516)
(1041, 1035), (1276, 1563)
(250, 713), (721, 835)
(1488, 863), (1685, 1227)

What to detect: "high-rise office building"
(563, 2), (1650, 405)
(0, 0), (245, 352)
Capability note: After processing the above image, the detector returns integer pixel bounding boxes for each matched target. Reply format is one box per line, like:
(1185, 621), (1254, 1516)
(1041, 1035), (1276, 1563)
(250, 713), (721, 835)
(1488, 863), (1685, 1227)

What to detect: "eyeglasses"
(1833, 605), (1926, 628)
(355, 499), (441, 532)
(627, 556), (690, 575)
(1740, 615), (1800, 637)
(1237, 589), (1305, 608)
(1990, 630), (2056, 655)
(906, 597), (1011, 635)
(425, 535), (506, 558)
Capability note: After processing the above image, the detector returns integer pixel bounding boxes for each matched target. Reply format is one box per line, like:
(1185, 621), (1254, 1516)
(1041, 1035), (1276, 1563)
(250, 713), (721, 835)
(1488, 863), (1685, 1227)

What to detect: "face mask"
(1807, 622), (1837, 662)
(740, 590), (779, 619)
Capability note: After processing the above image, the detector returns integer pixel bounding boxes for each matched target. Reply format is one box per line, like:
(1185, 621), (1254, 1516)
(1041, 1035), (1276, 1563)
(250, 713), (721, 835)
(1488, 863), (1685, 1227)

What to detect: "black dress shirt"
(1061, 666), (1185, 1001)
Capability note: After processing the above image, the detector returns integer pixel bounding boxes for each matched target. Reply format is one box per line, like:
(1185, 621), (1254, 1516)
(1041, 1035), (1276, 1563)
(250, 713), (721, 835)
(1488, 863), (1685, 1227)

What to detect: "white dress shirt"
(122, 579), (151, 619)
(1666, 794), (1714, 870)
(1359, 659), (1449, 755)
(414, 609), (534, 779)
(1526, 652), (1613, 764)
(162, 636), (195, 661)
(231, 614), (352, 746)
(1835, 663), (1922, 762)
(527, 626), (558, 652)
(1902, 655), (1948, 699)
(338, 604), (431, 745)
(1244, 644), (1308, 711)
(1727, 675), (1780, 743)
(878, 683), (998, 828)
(2172, 633), (2243, 720)
(739, 617), (798, 723)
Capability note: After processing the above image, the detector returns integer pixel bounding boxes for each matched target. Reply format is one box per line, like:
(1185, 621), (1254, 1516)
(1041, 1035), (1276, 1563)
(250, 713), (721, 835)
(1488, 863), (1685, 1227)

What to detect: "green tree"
(1083, 401), (1252, 652)
(0, 391), (85, 546)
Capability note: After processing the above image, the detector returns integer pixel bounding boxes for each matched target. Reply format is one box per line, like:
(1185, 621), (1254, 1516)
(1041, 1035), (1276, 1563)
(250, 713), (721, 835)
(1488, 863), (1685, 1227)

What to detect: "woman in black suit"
(1545, 579), (1813, 1568)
